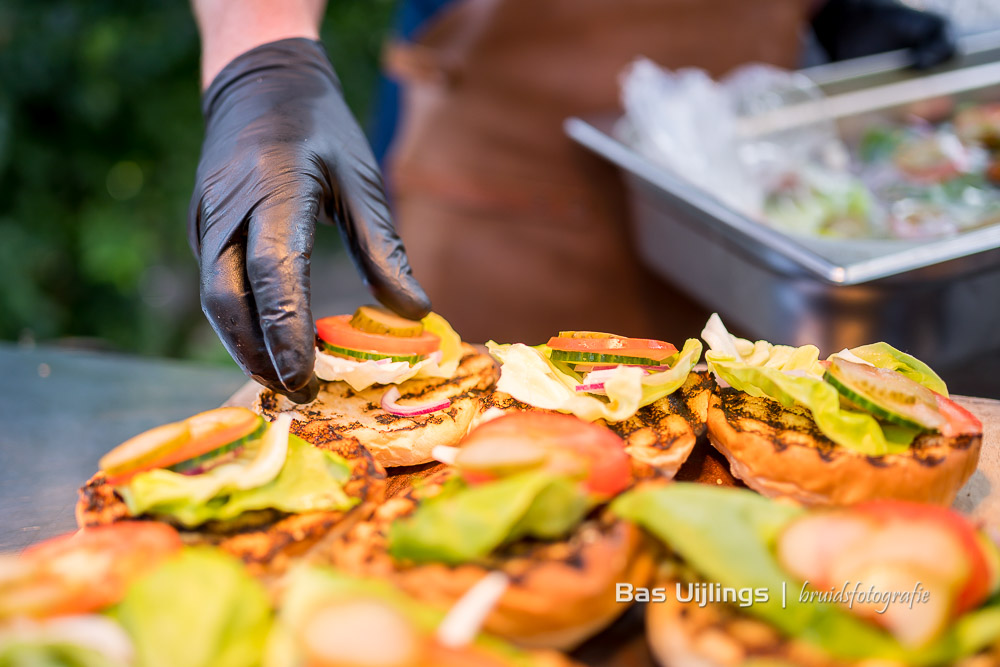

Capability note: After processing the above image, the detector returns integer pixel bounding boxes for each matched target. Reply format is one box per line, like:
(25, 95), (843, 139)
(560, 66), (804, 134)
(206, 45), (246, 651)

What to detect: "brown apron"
(385, 0), (807, 344)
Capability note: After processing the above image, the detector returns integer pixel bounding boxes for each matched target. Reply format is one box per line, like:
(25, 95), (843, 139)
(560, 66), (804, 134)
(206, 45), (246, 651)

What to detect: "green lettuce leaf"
(612, 484), (1000, 665)
(265, 566), (541, 667)
(388, 470), (592, 565)
(112, 548), (271, 667)
(485, 338), (702, 423)
(119, 435), (355, 527)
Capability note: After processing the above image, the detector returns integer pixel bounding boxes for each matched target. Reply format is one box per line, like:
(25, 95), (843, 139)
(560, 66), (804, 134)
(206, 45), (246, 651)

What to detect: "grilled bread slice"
(76, 440), (384, 580)
(706, 388), (982, 506)
(315, 470), (656, 651)
(255, 344), (499, 467)
(476, 372), (714, 479)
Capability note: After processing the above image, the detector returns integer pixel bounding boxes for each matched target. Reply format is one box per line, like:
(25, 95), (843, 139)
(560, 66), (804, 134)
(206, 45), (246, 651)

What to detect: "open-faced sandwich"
(255, 306), (499, 468)
(485, 331), (711, 478)
(321, 412), (656, 650)
(77, 407), (384, 577)
(1, 525), (272, 667)
(613, 483), (1000, 667)
(701, 314), (982, 505)
(266, 565), (576, 667)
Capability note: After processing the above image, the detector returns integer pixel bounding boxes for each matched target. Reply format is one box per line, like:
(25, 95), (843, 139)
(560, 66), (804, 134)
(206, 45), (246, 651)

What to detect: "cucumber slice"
(321, 341), (427, 364)
(824, 358), (945, 432)
(549, 349), (660, 366)
(557, 330), (618, 339)
(167, 421), (265, 474)
(321, 342), (426, 364)
(349, 305), (424, 337)
(100, 421), (191, 475)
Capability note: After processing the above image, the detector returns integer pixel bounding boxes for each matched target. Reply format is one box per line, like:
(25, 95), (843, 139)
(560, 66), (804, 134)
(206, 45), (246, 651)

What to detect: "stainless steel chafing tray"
(566, 32), (1000, 369)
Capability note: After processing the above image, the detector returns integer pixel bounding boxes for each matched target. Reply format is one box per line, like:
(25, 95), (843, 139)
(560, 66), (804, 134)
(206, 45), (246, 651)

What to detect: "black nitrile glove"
(812, 0), (955, 69)
(189, 38), (430, 403)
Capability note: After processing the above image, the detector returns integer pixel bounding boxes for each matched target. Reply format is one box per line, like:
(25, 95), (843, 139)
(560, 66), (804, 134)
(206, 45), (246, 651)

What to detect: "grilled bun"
(706, 388), (981, 506)
(255, 344), (499, 467)
(319, 470), (657, 650)
(475, 371), (714, 480)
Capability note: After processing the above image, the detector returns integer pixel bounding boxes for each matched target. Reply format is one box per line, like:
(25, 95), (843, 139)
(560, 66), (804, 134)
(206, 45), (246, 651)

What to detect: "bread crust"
(320, 470), (657, 650)
(255, 345), (499, 467)
(475, 372), (714, 480)
(75, 441), (385, 580)
(706, 388), (982, 507)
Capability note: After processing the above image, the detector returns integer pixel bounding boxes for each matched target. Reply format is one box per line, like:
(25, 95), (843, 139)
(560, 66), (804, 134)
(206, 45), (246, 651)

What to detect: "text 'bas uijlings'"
(616, 583), (769, 608)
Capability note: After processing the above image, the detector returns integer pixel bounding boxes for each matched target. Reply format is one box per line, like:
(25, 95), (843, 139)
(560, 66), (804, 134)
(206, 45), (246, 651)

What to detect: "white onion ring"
(381, 386), (450, 416)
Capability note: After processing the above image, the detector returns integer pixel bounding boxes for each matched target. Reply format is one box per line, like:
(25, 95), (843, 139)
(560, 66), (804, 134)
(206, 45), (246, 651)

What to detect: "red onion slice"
(381, 386), (450, 416)
(575, 382), (607, 394)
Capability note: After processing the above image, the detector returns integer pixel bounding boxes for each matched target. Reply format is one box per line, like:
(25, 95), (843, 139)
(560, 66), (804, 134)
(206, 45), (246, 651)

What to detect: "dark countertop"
(0, 343), (245, 552)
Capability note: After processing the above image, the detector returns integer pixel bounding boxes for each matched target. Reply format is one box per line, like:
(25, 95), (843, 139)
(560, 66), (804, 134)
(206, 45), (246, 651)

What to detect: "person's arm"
(192, 0), (325, 88)
(188, 1), (430, 403)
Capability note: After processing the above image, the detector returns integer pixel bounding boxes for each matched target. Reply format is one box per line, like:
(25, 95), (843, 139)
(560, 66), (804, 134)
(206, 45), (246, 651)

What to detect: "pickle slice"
(349, 305), (424, 337)
(557, 331), (619, 339)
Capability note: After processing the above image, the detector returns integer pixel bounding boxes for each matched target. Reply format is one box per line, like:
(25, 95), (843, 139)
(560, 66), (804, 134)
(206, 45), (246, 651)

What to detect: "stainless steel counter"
(0, 343), (245, 552)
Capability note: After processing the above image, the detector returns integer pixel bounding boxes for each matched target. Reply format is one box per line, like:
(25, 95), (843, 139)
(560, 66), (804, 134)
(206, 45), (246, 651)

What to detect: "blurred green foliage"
(0, 0), (395, 361)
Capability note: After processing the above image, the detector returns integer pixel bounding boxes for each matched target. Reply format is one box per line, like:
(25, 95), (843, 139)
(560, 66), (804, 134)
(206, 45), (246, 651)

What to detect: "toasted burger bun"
(255, 344), (499, 467)
(706, 388), (982, 507)
(76, 441), (384, 579)
(476, 372), (714, 480)
(321, 471), (657, 650)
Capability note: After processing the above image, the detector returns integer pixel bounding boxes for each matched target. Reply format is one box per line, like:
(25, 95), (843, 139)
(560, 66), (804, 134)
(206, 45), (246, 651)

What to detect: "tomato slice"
(547, 335), (677, 362)
(933, 392), (983, 438)
(103, 407), (264, 486)
(13, 522), (183, 617)
(317, 315), (441, 356)
(855, 500), (992, 615)
(457, 413), (631, 496)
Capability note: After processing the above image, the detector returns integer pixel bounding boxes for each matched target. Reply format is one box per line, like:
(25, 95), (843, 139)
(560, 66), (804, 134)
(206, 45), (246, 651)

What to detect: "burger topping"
(389, 414), (630, 565)
(1, 522), (183, 620)
(99, 407), (266, 485)
(317, 314), (440, 360)
(313, 312), (463, 391)
(824, 358), (981, 436)
(487, 336), (702, 422)
(778, 501), (1000, 647)
(111, 414), (356, 528)
(349, 304), (425, 337)
(380, 386), (451, 417)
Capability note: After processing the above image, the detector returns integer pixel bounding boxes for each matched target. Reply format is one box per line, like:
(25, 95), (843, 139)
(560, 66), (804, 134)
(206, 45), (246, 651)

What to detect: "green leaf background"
(0, 0), (395, 362)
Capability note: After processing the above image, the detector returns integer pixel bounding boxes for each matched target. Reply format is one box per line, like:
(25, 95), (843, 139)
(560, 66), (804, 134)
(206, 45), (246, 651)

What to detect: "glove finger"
(199, 232), (318, 400)
(245, 186), (320, 400)
(333, 153), (431, 321)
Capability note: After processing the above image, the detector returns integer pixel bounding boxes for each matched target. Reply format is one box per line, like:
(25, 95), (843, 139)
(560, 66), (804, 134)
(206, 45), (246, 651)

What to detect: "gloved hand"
(811, 0), (955, 69)
(189, 38), (430, 403)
